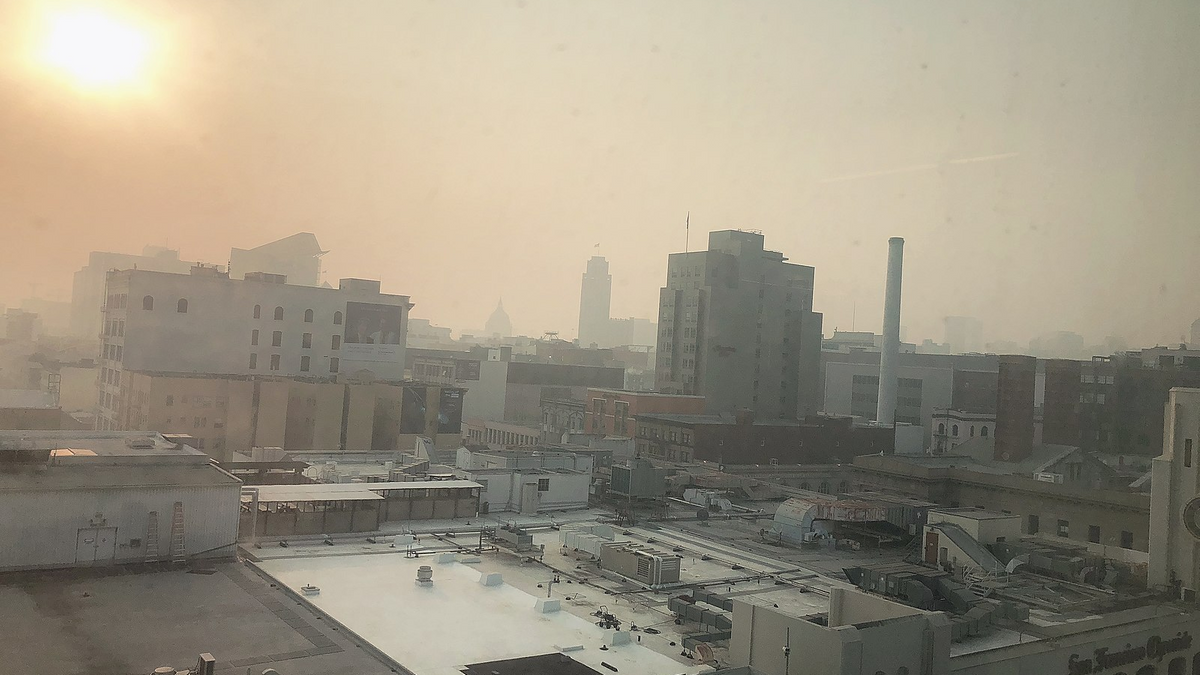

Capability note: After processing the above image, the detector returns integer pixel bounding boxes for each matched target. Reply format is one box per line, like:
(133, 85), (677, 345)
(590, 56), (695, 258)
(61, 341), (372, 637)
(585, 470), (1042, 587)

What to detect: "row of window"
(248, 354), (338, 373)
(937, 422), (991, 439)
(1027, 514), (1134, 548)
(102, 343), (123, 362)
(251, 305), (342, 325)
(103, 319), (125, 337)
(165, 395), (228, 408)
(249, 330), (341, 350)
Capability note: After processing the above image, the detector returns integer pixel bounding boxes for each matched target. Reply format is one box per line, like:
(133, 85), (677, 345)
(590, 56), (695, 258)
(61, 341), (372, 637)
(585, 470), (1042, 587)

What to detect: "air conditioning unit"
(1035, 472), (1064, 484)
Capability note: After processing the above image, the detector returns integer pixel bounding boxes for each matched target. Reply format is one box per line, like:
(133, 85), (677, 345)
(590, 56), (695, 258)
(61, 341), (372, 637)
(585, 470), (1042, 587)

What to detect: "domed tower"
(485, 299), (512, 338)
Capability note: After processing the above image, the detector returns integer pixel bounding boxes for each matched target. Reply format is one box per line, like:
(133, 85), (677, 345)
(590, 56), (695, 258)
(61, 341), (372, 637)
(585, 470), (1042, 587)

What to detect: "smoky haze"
(1, 0), (1198, 347)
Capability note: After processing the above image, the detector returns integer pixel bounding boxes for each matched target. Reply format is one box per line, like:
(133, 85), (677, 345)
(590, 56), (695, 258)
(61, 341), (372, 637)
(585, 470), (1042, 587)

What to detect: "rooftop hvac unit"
(126, 437), (156, 449)
(1035, 472), (1064, 484)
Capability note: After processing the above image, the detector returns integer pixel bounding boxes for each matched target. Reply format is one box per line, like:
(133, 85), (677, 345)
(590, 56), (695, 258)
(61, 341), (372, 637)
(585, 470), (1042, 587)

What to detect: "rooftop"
(0, 464), (241, 492)
(0, 389), (56, 409)
(929, 507), (1017, 520)
(0, 431), (207, 462)
(586, 388), (706, 399)
(248, 480), (482, 502)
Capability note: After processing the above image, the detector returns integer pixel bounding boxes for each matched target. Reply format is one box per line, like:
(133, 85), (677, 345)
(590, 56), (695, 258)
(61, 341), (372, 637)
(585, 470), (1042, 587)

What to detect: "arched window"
(333, 310), (343, 325)
(253, 304), (261, 319)
(799, 482), (809, 491)
(304, 309), (314, 323)
(142, 295), (154, 310)
(970, 425), (976, 437)
(952, 424), (959, 436)
(938, 423), (945, 434)
(838, 480), (848, 493)
(176, 298), (188, 313)
(981, 426), (989, 438)
(819, 481), (830, 494)
(273, 306), (284, 320)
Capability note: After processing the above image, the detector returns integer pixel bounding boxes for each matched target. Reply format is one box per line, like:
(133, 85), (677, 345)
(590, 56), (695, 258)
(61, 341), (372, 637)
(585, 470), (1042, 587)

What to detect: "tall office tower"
(655, 230), (823, 420)
(578, 256), (612, 347)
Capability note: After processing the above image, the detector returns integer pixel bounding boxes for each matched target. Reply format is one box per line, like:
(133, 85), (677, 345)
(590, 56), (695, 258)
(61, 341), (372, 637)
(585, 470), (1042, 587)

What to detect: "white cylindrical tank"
(876, 237), (904, 426)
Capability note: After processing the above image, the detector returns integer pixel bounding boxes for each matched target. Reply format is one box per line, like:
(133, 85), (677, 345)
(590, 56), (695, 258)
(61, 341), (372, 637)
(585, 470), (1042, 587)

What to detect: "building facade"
(1150, 387), (1200, 598)
(583, 388), (706, 437)
(655, 231), (822, 420)
(97, 267), (412, 431)
(578, 256), (612, 347)
(227, 232), (324, 286)
(460, 356), (624, 427)
(70, 246), (195, 339)
(994, 355), (1036, 462)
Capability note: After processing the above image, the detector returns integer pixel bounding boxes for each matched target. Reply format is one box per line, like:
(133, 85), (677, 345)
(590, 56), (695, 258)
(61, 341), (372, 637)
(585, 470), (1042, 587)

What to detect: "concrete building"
(463, 418), (543, 447)
(0, 431), (241, 571)
(463, 468), (590, 514)
(655, 230), (823, 420)
(540, 395), (586, 439)
(405, 318), (455, 350)
(70, 245), (195, 339)
(584, 388), (706, 437)
(227, 232), (324, 286)
(1042, 358), (1082, 445)
(930, 409), (995, 454)
(1150, 387), (1200, 598)
(455, 445), (594, 473)
(460, 352), (623, 427)
(1078, 352), (1200, 457)
(119, 372), (464, 462)
(97, 267), (412, 431)
(578, 256), (612, 347)
(635, 411), (895, 465)
(484, 299), (513, 338)
(994, 355), (1036, 462)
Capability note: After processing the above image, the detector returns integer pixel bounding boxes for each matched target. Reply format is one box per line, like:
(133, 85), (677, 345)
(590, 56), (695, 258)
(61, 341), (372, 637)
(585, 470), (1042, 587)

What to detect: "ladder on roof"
(144, 511), (160, 563)
(169, 501), (185, 563)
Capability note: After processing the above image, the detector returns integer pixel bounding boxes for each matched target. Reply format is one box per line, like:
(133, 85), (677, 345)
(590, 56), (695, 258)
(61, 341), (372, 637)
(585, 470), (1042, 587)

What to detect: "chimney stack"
(876, 237), (904, 426)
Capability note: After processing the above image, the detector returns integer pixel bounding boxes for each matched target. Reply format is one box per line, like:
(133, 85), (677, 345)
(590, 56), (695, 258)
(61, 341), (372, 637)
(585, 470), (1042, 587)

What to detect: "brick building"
(583, 389), (705, 437)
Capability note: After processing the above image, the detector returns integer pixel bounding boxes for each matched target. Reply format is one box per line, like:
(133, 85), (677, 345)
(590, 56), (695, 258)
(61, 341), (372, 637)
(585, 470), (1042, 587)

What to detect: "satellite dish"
(695, 642), (715, 663)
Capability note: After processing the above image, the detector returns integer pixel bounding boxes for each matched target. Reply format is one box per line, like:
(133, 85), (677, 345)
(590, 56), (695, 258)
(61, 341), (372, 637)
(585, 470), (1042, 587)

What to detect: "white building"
(97, 267), (412, 430)
(455, 445), (595, 473)
(1150, 387), (1200, 599)
(463, 467), (590, 514)
(0, 431), (241, 571)
(930, 408), (996, 454)
(70, 245), (194, 339)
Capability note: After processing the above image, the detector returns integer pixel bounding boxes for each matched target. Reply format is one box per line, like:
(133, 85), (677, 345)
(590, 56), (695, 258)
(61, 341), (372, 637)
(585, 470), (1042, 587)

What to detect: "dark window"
(333, 311), (342, 325)
(330, 357), (339, 373)
(176, 298), (188, 313)
(1088, 525), (1101, 543)
(1028, 514), (1039, 534)
(970, 425), (975, 437)
(1120, 530), (1134, 549)
(165, 395), (173, 407)
(304, 309), (314, 322)
(1187, 439), (1194, 467)
(332, 335), (341, 350)
(273, 306), (284, 320)
(253, 304), (261, 319)
(269, 354), (280, 371)
(251, 329), (259, 346)
(142, 295), (154, 310)
(272, 331), (282, 347)
(1057, 519), (1069, 537)
(981, 426), (989, 438)
(952, 424), (959, 436)
(300, 356), (310, 372)
(249, 353), (257, 369)
(302, 333), (312, 349)
(537, 478), (550, 492)
(938, 423), (945, 434)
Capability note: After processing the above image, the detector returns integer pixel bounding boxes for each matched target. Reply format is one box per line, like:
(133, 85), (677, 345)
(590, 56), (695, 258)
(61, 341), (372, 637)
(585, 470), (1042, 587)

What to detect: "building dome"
(485, 299), (512, 337)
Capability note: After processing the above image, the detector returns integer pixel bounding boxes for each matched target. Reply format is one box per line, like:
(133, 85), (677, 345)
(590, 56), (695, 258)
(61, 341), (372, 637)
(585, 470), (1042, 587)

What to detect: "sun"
(42, 8), (151, 89)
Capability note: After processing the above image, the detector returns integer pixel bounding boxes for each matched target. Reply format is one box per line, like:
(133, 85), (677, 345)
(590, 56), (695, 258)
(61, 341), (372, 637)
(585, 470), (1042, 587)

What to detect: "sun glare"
(42, 8), (151, 89)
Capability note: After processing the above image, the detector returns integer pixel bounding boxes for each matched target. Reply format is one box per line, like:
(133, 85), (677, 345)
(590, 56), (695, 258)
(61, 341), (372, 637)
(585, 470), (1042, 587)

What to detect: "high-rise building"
(1041, 359), (1082, 446)
(655, 230), (823, 420)
(942, 316), (983, 354)
(994, 355), (1036, 462)
(578, 256), (612, 347)
(1150, 387), (1200, 599)
(96, 266), (411, 431)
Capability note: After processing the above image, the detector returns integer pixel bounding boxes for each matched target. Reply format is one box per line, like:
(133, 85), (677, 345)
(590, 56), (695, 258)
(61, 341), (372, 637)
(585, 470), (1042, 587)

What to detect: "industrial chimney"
(876, 237), (904, 426)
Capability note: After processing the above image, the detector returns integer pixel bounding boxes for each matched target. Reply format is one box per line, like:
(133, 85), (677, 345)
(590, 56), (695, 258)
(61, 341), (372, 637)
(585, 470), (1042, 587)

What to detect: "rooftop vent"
(126, 437), (156, 450)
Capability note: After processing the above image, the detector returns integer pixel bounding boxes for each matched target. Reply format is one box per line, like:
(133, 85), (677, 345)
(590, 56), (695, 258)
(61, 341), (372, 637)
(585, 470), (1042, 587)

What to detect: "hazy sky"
(2, 1), (1198, 345)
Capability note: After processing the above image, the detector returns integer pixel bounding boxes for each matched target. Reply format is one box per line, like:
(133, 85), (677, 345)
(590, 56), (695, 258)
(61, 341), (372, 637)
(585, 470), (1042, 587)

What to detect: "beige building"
(1150, 387), (1200, 599)
(98, 267), (412, 431)
(122, 372), (464, 462)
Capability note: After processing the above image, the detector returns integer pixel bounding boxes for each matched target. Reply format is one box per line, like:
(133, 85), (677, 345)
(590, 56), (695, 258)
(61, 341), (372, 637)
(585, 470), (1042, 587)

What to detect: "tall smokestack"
(876, 237), (904, 426)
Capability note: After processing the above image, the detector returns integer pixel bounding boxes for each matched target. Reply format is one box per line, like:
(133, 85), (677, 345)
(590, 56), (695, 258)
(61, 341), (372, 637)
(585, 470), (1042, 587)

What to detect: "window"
(300, 356), (310, 372)
(1120, 530), (1134, 549)
(304, 308), (314, 322)
(1028, 514), (1039, 534)
(332, 335), (341, 350)
(302, 333), (312, 348)
(165, 395), (173, 406)
(269, 354), (280, 371)
(1057, 519), (1069, 537)
(251, 329), (259, 346)
(273, 306), (284, 320)
(970, 425), (975, 437)
(952, 424), (959, 436)
(819, 481), (830, 494)
(253, 304), (261, 319)
(271, 330), (282, 347)
(330, 357), (339, 373)
(176, 298), (188, 313)
(980, 426), (989, 438)
(1088, 525), (1101, 543)
(333, 310), (342, 325)
(142, 295), (154, 310)
(1187, 439), (1194, 467)
(537, 478), (550, 492)
(938, 423), (945, 434)
(249, 353), (258, 369)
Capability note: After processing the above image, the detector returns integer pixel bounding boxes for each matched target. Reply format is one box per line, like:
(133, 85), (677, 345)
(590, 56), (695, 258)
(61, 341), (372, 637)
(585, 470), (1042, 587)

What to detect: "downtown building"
(655, 230), (823, 420)
(96, 266), (424, 457)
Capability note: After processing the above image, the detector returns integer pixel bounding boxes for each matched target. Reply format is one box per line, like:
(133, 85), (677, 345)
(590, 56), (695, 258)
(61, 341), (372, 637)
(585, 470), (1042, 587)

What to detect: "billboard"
(343, 302), (403, 363)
